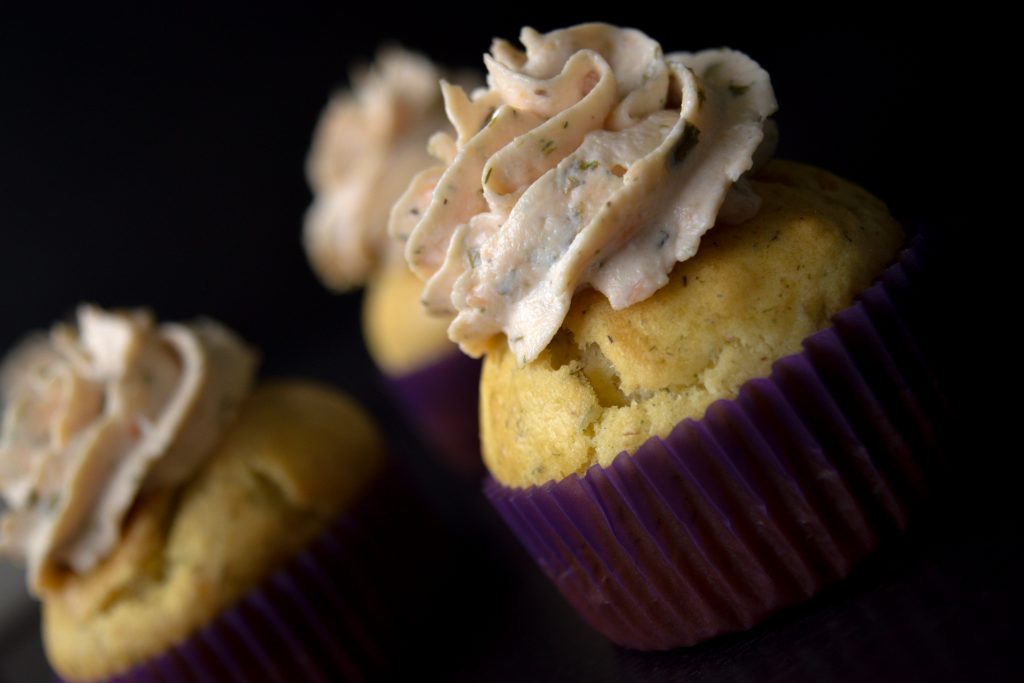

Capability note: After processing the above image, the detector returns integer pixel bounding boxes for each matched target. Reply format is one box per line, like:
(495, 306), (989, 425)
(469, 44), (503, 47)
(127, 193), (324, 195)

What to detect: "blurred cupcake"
(0, 305), (416, 680)
(304, 47), (482, 475)
(393, 23), (947, 650)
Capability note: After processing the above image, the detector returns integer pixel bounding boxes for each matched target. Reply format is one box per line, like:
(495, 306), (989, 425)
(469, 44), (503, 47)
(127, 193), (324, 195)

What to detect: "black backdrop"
(0, 9), (970, 362)
(0, 6), (1011, 682)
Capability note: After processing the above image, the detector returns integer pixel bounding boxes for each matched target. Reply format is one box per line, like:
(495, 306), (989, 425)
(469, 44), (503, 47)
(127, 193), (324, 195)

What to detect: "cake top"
(0, 305), (257, 595)
(390, 23), (777, 364)
(304, 48), (459, 291)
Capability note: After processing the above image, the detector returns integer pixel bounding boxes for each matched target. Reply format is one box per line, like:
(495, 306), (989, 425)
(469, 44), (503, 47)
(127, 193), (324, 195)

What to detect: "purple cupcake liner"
(385, 349), (483, 477)
(485, 243), (948, 650)
(59, 463), (431, 683)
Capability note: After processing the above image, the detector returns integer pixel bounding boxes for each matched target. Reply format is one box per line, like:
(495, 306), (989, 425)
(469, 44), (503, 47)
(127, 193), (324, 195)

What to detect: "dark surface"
(0, 7), (1006, 682)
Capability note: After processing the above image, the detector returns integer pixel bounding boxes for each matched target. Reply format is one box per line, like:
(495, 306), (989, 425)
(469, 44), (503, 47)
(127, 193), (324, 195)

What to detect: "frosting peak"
(304, 48), (456, 291)
(0, 306), (257, 594)
(390, 24), (777, 364)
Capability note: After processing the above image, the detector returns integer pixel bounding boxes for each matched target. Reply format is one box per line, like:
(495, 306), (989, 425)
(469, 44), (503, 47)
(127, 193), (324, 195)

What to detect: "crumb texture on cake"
(43, 380), (384, 681)
(480, 160), (904, 489)
(363, 263), (455, 375)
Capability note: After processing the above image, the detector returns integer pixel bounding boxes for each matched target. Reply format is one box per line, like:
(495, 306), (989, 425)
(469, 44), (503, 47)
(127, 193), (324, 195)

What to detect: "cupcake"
(304, 47), (482, 475)
(0, 305), (408, 680)
(392, 23), (947, 649)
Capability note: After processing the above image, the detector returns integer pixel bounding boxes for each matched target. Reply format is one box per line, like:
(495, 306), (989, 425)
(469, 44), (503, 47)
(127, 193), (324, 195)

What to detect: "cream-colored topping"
(0, 305), (257, 594)
(304, 48), (457, 291)
(391, 24), (777, 364)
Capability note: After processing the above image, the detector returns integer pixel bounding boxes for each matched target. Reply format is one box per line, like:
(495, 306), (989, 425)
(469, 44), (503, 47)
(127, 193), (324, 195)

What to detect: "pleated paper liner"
(385, 350), (483, 477)
(58, 462), (440, 683)
(485, 242), (950, 651)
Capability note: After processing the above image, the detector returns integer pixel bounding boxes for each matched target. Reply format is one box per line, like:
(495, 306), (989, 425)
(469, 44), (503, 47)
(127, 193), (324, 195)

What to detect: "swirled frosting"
(304, 48), (456, 291)
(0, 305), (256, 594)
(390, 24), (777, 364)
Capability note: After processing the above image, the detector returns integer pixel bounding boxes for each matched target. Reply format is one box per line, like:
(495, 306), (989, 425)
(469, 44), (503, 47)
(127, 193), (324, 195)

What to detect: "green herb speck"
(703, 62), (723, 82)
(484, 167), (492, 185)
(578, 160), (599, 171)
(670, 123), (701, 166)
(540, 139), (557, 155)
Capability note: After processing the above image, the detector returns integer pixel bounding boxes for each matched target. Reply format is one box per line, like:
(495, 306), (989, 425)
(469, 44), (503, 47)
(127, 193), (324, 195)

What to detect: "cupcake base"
(57, 463), (438, 682)
(385, 350), (483, 477)
(485, 243), (948, 650)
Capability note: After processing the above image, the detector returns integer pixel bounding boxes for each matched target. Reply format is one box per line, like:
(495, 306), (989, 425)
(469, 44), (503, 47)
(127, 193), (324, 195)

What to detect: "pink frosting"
(391, 24), (777, 364)
(0, 306), (256, 593)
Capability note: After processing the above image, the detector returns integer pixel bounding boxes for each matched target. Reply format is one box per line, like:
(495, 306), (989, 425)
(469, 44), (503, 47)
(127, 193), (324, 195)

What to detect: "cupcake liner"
(59, 462), (432, 683)
(485, 242), (949, 650)
(385, 350), (483, 476)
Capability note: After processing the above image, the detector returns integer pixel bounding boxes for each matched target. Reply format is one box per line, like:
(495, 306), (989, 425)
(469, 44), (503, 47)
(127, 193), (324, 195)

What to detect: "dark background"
(0, 9), (973, 364)
(1, 6), (1011, 681)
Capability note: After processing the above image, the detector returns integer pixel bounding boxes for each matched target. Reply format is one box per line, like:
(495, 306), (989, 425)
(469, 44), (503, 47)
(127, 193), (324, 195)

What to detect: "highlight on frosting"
(0, 305), (257, 594)
(304, 47), (457, 291)
(390, 23), (777, 364)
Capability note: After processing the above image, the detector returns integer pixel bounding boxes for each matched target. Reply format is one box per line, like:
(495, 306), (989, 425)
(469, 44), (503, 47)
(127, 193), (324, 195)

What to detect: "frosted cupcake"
(393, 23), (946, 649)
(0, 306), (412, 680)
(305, 47), (482, 475)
